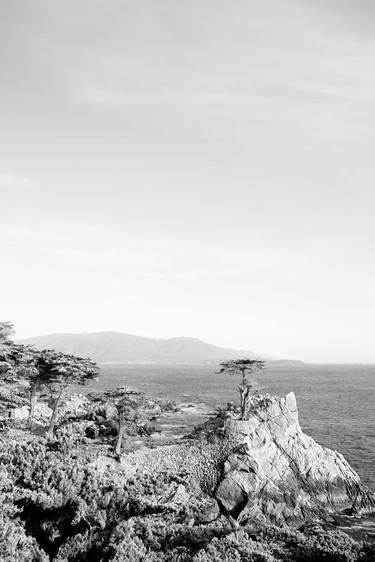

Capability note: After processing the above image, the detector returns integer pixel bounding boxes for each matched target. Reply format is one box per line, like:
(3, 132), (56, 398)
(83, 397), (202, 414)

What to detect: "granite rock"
(215, 392), (375, 523)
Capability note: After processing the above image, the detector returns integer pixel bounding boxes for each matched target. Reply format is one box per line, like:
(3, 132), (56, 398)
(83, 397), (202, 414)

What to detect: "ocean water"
(87, 363), (375, 490)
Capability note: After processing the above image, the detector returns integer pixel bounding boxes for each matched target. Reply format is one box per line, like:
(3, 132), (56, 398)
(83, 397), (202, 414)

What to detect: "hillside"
(18, 331), (260, 364)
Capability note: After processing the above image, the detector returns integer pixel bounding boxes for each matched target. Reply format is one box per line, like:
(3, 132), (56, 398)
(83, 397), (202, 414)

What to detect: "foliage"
(258, 525), (375, 561)
(0, 342), (39, 384)
(0, 343), (39, 418)
(217, 359), (265, 380)
(35, 349), (99, 388)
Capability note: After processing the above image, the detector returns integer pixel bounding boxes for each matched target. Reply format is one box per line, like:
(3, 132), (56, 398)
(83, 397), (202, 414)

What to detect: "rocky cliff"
(215, 392), (375, 525)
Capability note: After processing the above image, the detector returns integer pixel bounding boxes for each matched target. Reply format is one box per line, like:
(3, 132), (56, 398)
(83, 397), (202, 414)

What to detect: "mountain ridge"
(18, 331), (268, 365)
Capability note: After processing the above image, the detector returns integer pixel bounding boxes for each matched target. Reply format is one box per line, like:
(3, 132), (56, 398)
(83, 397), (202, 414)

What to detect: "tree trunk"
(115, 411), (124, 455)
(239, 371), (251, 420)
(47, 387), (64, 437)
(241, 385), (251, 419)
(239, 370), (246, 419)
(239, 384), (245, 419)
(29, 383), (38, 427)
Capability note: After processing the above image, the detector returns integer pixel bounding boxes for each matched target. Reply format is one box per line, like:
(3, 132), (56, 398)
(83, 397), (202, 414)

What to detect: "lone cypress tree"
(217, 358), (265, 419)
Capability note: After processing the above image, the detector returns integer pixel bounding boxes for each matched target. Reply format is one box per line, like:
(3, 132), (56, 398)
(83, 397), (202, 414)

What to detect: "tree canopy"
(0, 343), (39, 415)
(217, 358), (265, 380)
(0, 342), (39, 382)
(35, 349), (99, 388)
(34, 349), (99, 436)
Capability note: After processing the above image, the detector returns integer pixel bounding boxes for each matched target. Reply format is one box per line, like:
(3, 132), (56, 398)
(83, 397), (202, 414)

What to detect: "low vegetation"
(1, 430), (374, 561)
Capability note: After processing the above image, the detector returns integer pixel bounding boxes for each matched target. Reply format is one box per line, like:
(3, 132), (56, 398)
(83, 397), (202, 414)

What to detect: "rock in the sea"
(215, 392), (375, 524)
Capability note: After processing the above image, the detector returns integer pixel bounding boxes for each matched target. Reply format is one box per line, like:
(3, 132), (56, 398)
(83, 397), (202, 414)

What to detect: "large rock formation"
(215, 392), (375, 525)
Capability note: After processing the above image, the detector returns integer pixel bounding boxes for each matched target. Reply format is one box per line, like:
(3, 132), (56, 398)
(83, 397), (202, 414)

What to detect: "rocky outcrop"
(215, 392), (375, 524)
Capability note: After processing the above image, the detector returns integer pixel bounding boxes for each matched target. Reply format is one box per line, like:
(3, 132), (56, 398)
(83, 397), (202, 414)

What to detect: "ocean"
(86, 363), (375, 490)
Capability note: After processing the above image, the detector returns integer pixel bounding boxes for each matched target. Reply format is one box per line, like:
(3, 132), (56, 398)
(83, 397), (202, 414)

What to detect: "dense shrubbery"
(0, 432), (222, 560)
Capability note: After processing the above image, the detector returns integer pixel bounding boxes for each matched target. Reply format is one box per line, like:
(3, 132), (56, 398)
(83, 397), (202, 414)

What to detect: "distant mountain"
(18, 331), (262, 365)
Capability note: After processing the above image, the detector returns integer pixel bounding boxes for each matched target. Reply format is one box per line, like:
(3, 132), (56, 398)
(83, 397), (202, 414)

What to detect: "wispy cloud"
(0, 173), (39, 190)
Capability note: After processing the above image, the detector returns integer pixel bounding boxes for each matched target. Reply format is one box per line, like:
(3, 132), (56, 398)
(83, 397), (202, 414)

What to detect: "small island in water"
(1, 323), (375, 561)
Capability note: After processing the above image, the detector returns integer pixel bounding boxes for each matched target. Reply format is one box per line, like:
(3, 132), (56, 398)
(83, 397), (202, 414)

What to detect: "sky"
(1, 0), (375, 362)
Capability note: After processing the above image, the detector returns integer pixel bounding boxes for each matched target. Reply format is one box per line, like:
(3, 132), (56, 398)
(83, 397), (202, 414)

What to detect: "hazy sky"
(2, 1), (375, 362)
